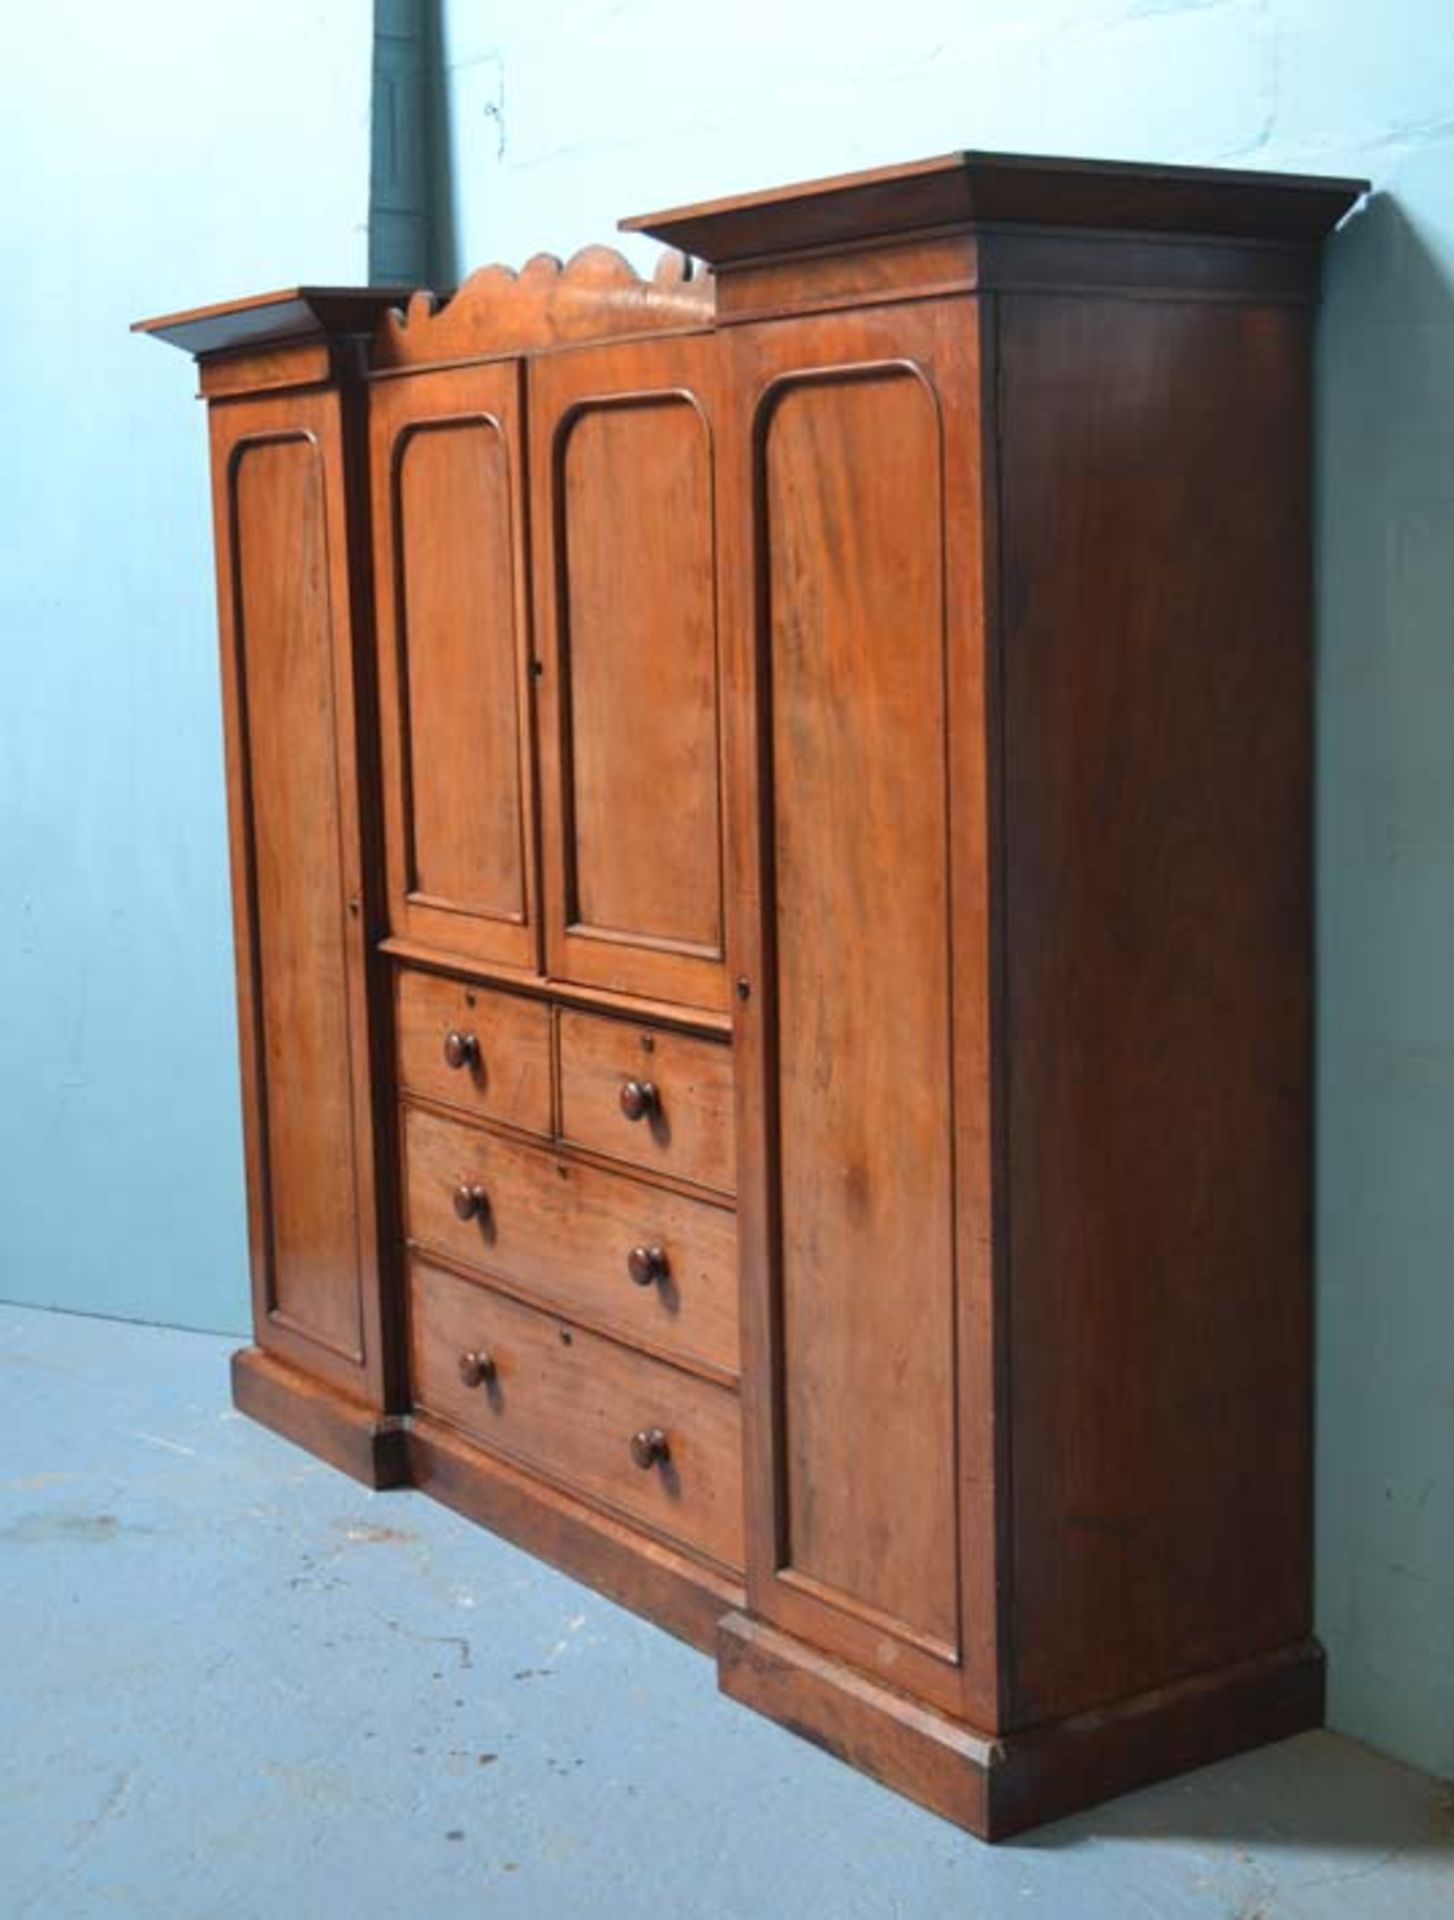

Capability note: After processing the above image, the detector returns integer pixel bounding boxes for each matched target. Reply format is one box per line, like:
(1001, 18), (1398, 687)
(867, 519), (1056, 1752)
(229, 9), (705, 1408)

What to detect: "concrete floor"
(2, 1304), (1450, 1920)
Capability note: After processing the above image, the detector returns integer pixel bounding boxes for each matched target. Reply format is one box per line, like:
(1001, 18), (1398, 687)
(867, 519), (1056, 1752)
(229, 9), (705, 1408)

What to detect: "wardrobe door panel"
(370, 361), (538, 970)
(531, 333), (728, 1012)
(724, 301), (993, 1719)
(209, 389), (387, 1400)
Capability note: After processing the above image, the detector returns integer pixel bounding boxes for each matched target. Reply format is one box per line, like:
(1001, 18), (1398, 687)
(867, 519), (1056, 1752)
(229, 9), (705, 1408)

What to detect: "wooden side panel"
(996, 295), (1315, 1724)
(209, 389), (387, 1399)
(531, 332), (729, 1011)
(369, 362), (538, 969)
(722, 300), (992, 1716)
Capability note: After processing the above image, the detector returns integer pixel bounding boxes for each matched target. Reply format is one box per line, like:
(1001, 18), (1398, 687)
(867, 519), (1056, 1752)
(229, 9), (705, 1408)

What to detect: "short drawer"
(558, 1009), (735, 1195)
(408, 1257), (744, 1571)
(402, 1105), (739, 1375)
(396, 968), (552, 1136)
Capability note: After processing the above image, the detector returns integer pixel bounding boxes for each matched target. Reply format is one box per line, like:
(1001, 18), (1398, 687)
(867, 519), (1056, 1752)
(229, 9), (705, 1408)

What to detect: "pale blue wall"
(0, 4), (374, 1334)
(432, 0), (1454, 1778)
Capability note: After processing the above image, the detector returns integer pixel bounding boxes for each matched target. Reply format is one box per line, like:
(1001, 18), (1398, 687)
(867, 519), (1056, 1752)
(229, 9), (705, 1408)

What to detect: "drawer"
(396, 968), (552, 1136)
(408, 1257), (744, 1570)
(402, 1105), (739, 1375)
(557, 1009), (735, 1194)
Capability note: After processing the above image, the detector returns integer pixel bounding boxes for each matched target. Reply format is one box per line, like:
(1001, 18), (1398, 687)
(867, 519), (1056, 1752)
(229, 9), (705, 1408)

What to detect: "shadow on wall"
(1315, 189), (1454, 1784)
(370, 0), (456, 289)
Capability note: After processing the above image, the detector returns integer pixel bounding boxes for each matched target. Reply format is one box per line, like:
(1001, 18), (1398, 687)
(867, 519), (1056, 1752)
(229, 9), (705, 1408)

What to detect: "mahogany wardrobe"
(137, 149), (1365, 1837)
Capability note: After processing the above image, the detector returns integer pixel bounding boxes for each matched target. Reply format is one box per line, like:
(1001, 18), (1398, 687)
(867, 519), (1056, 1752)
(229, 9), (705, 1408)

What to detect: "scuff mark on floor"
(1, 1512), (129, 1545)
(129, 1431), (198, 1458)
(73, 1769), (136, 1847)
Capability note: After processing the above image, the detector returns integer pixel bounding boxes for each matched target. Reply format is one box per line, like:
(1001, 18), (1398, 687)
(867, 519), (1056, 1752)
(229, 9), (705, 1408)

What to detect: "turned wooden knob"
(452, 1182), (489, 1222)
(627, 1244), (669, 1288)
(443, 1029), (479, 1071)
(458, 1348), (496, 1388)
(619, 1078), (659, 1122)
(629, 1426), (670, 1470)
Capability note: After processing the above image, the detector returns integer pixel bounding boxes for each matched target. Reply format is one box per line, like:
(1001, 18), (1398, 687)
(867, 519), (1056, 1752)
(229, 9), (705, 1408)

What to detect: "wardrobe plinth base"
(231, 1347), (409, 1489)
(717, 1612), (1325, 1841)
(407, 1413), (743, 1655)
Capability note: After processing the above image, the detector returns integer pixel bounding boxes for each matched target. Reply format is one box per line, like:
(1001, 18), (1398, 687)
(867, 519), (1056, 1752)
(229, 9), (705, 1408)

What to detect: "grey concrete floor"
(2, 1301), (1450, 1919)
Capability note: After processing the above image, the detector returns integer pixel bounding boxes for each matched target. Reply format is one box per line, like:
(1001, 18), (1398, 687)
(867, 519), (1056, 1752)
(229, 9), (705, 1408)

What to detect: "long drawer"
(402, 1103), (739, 1376)
(408, 1256), (744, 1571)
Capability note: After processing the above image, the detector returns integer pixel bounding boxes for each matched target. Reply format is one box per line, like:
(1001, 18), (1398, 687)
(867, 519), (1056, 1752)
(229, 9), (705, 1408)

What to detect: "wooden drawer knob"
(629, 1426), (670, 1470)
(458, 1348), (496, 1388)
(619, 1078), (659, 1122)
(443, 1029), (479, 1071)
(452, 1182), (489, 1222)
(627, 1244), (670, 1288)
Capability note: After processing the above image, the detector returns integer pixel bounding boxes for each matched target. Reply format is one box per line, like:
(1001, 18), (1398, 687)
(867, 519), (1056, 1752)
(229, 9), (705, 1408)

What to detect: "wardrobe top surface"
(133, 285), (413, 357)
(622, 148), (1369, 263)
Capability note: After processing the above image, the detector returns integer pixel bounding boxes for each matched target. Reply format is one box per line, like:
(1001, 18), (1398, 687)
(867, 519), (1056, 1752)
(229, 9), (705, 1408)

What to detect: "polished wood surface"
(409, 1412), (742, 1653)
(996, 292), (1316, 1724)
(401, 1103), (740, 1375)
(719, 1613), (1325, 1841)
(395, 967), (553, 1136)
(372, 245), (712, 370)
(558, 1008), (735, 1194)
(207, 388), (389, 1400)
(380, 937), (733, 1038)
(134, 285), (408, 358)
(408, 1257), (744, 1569)
(232, 1348), (408, 1489)
(624, 148), (1366, 262)
(370, 361), (539, 968)
(752, 309), (958, 1661)
(144, 148), (1362, 1841)
(531, 333), (730, 1011)
(721, 299), (991, 1717)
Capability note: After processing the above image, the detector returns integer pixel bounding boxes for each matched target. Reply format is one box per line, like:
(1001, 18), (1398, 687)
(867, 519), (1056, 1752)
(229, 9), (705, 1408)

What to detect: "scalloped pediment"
(372, 245), (712, 368)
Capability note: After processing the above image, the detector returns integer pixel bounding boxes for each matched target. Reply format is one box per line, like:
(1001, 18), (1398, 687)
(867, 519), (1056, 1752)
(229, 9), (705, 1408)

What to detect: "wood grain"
(623, 149), (1365, 262)
(720, 300), (986, 1716)
(402, 1103), (740, 1376)
(718, 1611), (1324, 1841)
(207, 388), (390, 1401)
(372, 246), (712, 370)
(558, 1006), (736, 1195)
(409, 1412), (742, 1652)
(530, 332), (730, 1011)
(395, 966), (553, 1136)
(232, 1347), (408, 1488)
(763, 354), (958, 1652)
(369, 360), (539, 968)
(407, 1258), (744, 1570)
(996, 292), (1317, 1725)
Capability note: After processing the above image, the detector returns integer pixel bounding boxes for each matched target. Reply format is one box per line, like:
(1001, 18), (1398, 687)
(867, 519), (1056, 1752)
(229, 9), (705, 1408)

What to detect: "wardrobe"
(137, 149), (1364, 1837)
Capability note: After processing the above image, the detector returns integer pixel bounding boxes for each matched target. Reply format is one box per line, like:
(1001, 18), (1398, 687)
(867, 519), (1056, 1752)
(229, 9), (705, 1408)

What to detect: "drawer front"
(402, 1105), (740, 1375)
(558, 1009), (735, 1194)
(396, 968), (552, 1136)
(409, 1257), (744, 1570)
